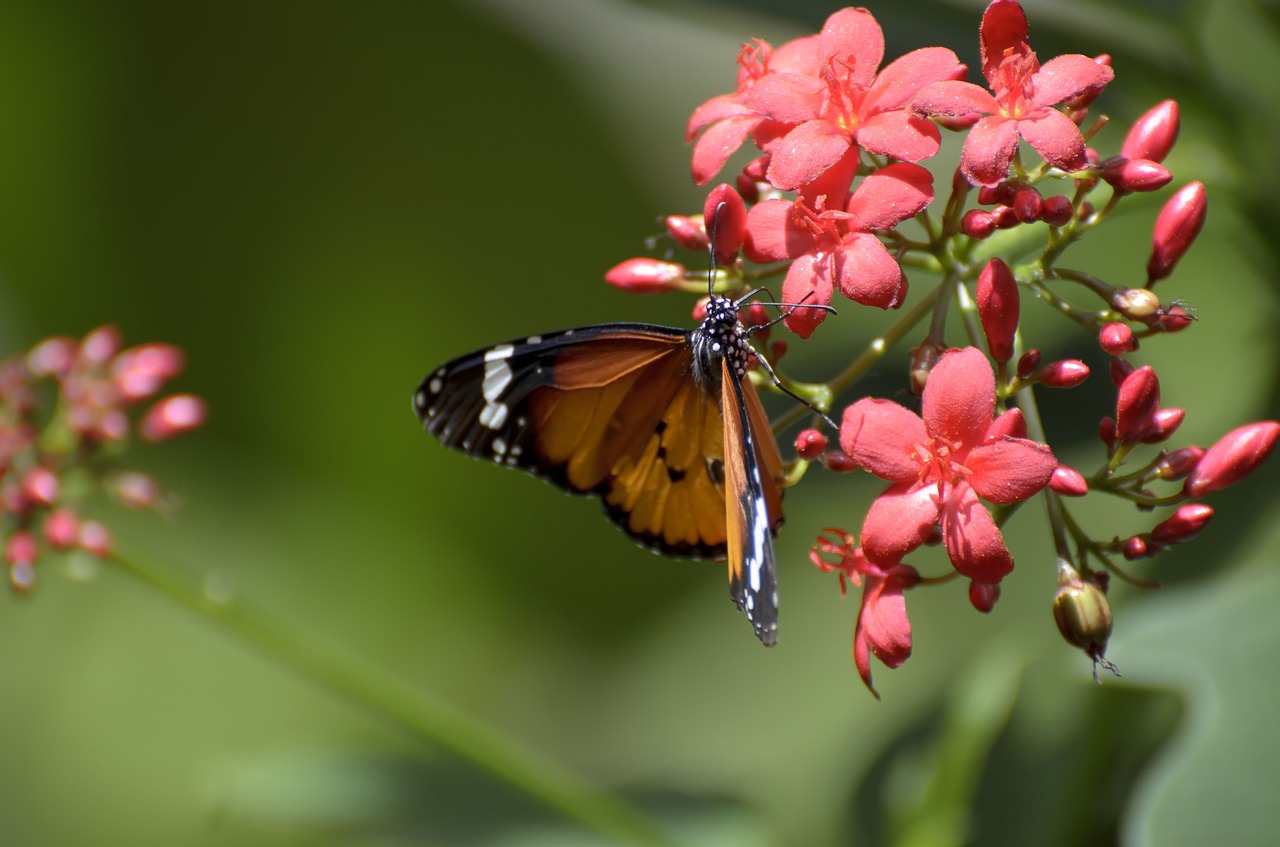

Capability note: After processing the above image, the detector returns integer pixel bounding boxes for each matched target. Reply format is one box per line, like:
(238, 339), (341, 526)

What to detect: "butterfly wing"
(722, 358), (785, 645)
(414, 324), (736, 558)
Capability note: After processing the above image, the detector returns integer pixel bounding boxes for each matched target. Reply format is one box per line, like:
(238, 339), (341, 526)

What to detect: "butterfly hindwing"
(722, 358), (784, 646)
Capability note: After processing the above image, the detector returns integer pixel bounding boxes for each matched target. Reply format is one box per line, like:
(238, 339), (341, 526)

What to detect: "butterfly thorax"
(690, 295), (754, 391)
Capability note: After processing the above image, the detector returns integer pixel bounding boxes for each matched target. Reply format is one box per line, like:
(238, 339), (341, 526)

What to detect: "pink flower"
(839, 347), (1057, 584)
(811, 529), (918, 697)
(911, 0), (1114, 187)
(740, 8), (963, 191)
(743, 162), (934, 336)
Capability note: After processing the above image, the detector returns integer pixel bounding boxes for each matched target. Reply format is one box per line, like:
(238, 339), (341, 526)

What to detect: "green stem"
(108, 551), (671, 847)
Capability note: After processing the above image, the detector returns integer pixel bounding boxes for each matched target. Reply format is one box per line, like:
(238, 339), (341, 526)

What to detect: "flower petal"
(922, 347), (995, 448)
(961, 114), (1019, 187)
(864, 47), (964, 114)
(840, 399), (927, 481)
(691, 113), (763, 185)
(845, 162), (935, 230)
(780, 254), (835, 338)
(911, 79), (999, 118)
(862, 481), (941, 562)
(857, 111), (941, 163)
(770, 34), (822, 76)
(818, 7), (884, 86)
(979, 0), (1030, 84)
(743, 72), (824, 124)
(836, 232), (907, 309)
(967, 437), (1057, 504)
(1030, 54), (1115, 109)
(942, 484), (1014, 583)
(765, 120), (853, 191)
(743, 198), (810, 262)
(1017, 109), (1088, 172)
(686, 94), (752, 140)
(853, 563), (915, 696)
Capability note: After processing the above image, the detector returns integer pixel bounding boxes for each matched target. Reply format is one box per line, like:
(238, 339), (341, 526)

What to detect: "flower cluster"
(606, 1), (1277, 694)
(0, 326), (205, 592)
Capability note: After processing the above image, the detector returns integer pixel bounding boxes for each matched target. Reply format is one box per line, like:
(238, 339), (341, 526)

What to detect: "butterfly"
(413, 291), (827, 646)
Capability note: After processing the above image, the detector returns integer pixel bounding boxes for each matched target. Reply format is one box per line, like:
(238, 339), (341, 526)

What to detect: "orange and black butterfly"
(413, 293), (815, 645)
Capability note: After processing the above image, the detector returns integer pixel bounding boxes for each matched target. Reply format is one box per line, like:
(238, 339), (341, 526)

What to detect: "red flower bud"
(664, 215), (707, 252)
(1151, 503), (1213, 544)
(961, 209), (997, 239)
(604, 258), (685, 293)
(991, 204), (1019, 229)
(113, 471), (161, 509)
(1116, 366), (1160, 444)
(20, 466), (59, 505)
(139, 394), (207, 442)
(936, 112), (982, 131)
(1109, 356), (1135, 388)
(4, 530), (37, 567)
(112, 343), (185, 402)
(795, 429), (828, 460)
(704, 183), (747, 267)
(78, 520), (113, 557)
(1041, 194), (1074, 227)
(742, 155), (769, 182)
(1101, 157), (1173, 194)
(26, 336), (78, 378)
(1148, 305), (1195, 332)
(822, 451), (860, 473)
(977, 184), (1014, 206)
(1016, 349), (1041, 379)
(1099, 415), (1117, 446)
(1141, 407), (1184, 443)
(1154, 445), (1205, 480)
(1121, 100), (1180, 164)
(81, 325), (122, 365)
(1038, 360), (1090, 388)
(969, 581), (1000, 613)
(1012, 186), (1043, 223)
(43, 508), (80, 548)
(1049, 465), (1089, 496)
(1122, 535), (1149, 560)
(1184, 421), (1280, 497)
(734, 173), (760, 205)
(1098, 322), (1136, 355)
(987, 408), (1026, 439)
(908, 340), (946, 395)
(1147, 182), (1207, 282)
(976, 258), (1019, 362)
(1053, 578), (1113, 663)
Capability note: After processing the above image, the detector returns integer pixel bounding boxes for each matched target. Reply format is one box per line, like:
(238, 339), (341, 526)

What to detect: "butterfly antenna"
(705, 201), (728, 297)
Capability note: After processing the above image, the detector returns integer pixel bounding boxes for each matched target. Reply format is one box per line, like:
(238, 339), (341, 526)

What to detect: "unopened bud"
(1038, 360), (1090, 388)
(822, 451), (860, 473)
(604, 258), (685, 293)
(43, 508), (80, 548)
(1151, 503), (1213, 544)
(1122, 536), (1148, 560)
(1041, 194), (1074, 227)
(1049, 465), (1089, 496)
(704, 183), (748, 266)
(1148, 305), (1195, 332)
(1121, 100), (1180, 164)
(139, 394), (207, 442)
(1016, 349), (1041, 379)
(969, 581), (1000, 613)
(1109, 356), (1135, 388)
(20, 466), (59, 505)
(990, 205), (1019, 229)
(1098, 322), (1136, 355)
(1116, 366), (1160, 444)
(1012, 186), (1043, 223)
(1101, 157), (1172, 194)
(976, 258), (1019, 362)
(81, 325), (122, 365)
(1147, 182), (1207, 282)
(795, 429), (828, 460)
(1099, 415), (1117, 446)
(1154, 445), (1205, 481)
(961, 209), (996, 239)
(26, 336), (78, 378)
(987, 408), (1027, 438)
(1141, 407), (1184, 443)
(664, 215), (707, 252)
(78, 520), (113, 557)
(977, 184), (1014, 206)
(4, 530), (37, 567)
(1185, 421), (1280, 497)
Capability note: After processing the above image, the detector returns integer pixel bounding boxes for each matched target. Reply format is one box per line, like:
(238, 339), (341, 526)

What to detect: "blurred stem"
(108, 551), (671, 847)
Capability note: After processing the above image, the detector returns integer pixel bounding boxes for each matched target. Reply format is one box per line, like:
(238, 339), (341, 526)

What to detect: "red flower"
(743, 162), (934, 336)
(740, 8), (963, 191)
(811, 530), (918, 697)
(839, 347), (1057, 584)
(911, 0), (1114, 187)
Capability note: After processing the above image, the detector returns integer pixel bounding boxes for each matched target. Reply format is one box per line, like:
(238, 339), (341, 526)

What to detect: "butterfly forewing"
(722, 359), (783, 646)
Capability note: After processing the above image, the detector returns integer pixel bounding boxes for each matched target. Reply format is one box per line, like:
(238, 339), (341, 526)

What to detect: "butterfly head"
(691, 295), (754, 388)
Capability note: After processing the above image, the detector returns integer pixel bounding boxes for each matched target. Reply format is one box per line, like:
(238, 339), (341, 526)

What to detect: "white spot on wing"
(483, 359), (513, 402)
(527, 335), (542, 345)
(480, 401), (509, 430)
(428, 377), (443, 394)
(484, 344), (515, 362)
(492, 437), (507, 455)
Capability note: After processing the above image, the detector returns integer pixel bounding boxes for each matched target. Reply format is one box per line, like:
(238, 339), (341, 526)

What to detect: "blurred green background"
(0, 0), (1277, 844)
